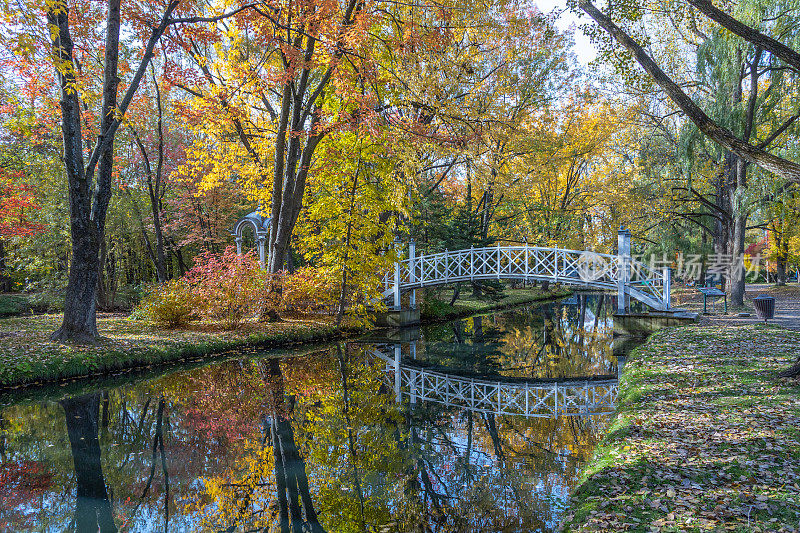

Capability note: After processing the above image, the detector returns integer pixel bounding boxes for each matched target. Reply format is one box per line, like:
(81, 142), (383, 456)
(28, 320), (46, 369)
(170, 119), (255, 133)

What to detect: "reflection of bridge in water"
(370, 344), (618, 418)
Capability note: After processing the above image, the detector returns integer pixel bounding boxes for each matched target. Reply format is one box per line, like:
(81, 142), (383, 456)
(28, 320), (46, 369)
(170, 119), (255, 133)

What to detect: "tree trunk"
(0, 238), (10, 292)
(727, 211), (747, 306)
(579, 0), (800, 183)
(776, 260), (787, 286)
(725, 156), (748, 306)
(48, 0), (178, 342)
(685, 0), (800, 72)
(47, 1), (109, 342)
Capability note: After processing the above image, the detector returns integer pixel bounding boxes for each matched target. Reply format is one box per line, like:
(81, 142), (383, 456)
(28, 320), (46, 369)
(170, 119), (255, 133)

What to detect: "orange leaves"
(0, 172), (45, 238)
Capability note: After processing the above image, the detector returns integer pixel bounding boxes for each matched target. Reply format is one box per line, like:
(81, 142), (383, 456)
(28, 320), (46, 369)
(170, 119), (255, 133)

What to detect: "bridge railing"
(371, 347), (617, 418)
(382, 242), (671, 311)
(383, 245), (621, 290)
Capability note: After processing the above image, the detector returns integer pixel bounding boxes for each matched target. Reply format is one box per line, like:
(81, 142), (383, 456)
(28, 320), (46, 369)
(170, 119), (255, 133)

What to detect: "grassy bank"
(561, 324), (800, 532)
(420, 285), (571, 322)
(0, 286), (568, 391)
(0, 314), (346, 389)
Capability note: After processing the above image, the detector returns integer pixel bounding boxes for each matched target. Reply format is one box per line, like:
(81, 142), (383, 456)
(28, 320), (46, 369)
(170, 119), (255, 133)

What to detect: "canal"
(0, 293), (636, 532)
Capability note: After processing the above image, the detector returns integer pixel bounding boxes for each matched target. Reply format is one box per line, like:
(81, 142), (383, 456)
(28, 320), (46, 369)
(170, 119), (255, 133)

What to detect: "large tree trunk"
(727, 210), (747, 306)
(48, 0), (179, 341)
(47, 1), (112, 342)
(685, 0), (800, 71)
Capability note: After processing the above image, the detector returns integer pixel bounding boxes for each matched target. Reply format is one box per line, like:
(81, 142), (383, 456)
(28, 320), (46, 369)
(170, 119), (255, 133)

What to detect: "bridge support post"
(393, 261), (401, 311)
(663, 266), (672, 309)
(409, 239), (416, 310)
(617, 228), (631, 313)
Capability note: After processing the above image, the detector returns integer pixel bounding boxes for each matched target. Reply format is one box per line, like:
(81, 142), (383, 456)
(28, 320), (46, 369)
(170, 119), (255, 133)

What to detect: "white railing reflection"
(370, 345), (617, 418)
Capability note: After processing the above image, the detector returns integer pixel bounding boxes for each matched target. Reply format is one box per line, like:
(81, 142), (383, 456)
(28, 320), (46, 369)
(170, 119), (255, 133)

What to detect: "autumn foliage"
(136, 248), (341, 329)
(0, 171), (44, 237)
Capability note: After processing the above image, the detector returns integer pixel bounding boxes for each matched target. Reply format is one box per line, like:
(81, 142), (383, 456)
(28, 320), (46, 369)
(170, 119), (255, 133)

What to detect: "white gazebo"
(232, 211), (271, 267)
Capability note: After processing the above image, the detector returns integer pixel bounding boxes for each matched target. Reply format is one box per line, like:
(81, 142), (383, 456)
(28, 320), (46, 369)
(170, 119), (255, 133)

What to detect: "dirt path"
(672, 283), (800, 331)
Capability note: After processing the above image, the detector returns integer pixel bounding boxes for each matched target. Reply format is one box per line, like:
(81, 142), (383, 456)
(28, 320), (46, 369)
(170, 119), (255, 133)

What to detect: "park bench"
(698, 286), (727, 314)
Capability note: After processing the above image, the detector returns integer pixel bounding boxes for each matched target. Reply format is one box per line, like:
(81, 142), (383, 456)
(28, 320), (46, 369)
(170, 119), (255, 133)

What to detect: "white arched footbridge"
(383, 229), (670, 313)
(371, 346), (617, 418)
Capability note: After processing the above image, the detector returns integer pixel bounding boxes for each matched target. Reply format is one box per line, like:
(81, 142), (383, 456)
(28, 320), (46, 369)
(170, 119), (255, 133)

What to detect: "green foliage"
(134, 280), (197, 328)
(0, 294), (29, 317)
(420, 294), (455, 320)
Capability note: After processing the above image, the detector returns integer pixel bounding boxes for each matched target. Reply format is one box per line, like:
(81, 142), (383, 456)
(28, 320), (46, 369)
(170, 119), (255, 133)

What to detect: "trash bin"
(753, 295), (775, 323)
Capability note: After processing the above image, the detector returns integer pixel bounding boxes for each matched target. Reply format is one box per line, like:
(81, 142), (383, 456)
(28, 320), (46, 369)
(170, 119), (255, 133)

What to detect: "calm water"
(0, 293), (633, 532)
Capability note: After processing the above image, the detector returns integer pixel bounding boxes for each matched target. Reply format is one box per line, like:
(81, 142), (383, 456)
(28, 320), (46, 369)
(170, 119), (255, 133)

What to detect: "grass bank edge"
(1, 286), (570, 392)
(0, 321), (353, 391)
(559, 324), (800, 532)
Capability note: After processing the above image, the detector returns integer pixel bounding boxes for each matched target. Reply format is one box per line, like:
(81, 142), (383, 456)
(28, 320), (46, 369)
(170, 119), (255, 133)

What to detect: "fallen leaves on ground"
(560, 324), (800, 532)
(0, 313), (337, 387)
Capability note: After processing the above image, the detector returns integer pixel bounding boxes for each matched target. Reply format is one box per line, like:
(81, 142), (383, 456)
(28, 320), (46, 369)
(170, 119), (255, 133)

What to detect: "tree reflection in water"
(61, 393), (118, 533)
(0, 294), (627, 532)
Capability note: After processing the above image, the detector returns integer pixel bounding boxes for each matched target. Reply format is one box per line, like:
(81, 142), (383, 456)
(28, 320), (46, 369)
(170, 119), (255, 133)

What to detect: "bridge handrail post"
(617, 228), (631, 313)
(393, 261), (401, 310)
(663, 265), (671, 309)
(470, 245), (474, 281)
(496, 243), (501, 278)
(554, 382), (558, 417)
(444, 248), (449, 283)
(555, 249), (560, 281)
(525, 382), (529, 416)
(524, 243), (529, 281)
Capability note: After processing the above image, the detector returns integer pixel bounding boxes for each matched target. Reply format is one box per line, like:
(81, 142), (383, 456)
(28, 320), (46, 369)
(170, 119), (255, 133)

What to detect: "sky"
(534, 0), (598, 65)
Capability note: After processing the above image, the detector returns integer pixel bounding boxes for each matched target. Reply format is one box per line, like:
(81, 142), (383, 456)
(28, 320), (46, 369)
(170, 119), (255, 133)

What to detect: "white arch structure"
(371, 346), (617, 418)
(383, 229), (671, 313)
(231, 212), (271, 267)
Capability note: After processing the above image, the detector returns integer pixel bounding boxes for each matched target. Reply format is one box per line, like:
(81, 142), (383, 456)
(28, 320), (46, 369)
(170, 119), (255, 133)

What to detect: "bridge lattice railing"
(371, 348), (618, 418)
(382, 245), (668, 309)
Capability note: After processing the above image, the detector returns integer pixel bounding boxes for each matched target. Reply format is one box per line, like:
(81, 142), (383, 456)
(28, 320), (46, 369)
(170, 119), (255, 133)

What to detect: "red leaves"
(0, 172), (45, 237)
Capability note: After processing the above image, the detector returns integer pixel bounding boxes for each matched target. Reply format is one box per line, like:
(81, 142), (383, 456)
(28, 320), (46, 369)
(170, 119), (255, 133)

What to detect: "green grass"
(420, 285), (571, 322)
(0, 294), (30, 317)
(0, 313), (351, 389)
(561, 324), (800, 532)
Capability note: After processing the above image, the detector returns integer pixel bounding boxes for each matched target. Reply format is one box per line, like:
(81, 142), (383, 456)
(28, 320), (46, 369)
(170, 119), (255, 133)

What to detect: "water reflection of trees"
(418, 294), (616, 380)
(1, 298), (617, 532)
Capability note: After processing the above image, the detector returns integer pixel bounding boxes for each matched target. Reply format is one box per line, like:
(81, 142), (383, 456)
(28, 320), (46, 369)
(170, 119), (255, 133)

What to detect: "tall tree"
(575, 0), (800, 183)
(42, 0), (180, 341)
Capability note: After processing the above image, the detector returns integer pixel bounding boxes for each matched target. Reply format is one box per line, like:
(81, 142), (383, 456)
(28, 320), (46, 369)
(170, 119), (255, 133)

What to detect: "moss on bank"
(420, 286), (571, 323)
(560, 324), (800, 532)
(0, 314), (347, 389)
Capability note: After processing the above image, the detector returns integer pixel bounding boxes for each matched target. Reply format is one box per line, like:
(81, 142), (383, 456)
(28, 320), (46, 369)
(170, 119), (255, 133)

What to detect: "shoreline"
(0, 287), (571, 394)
